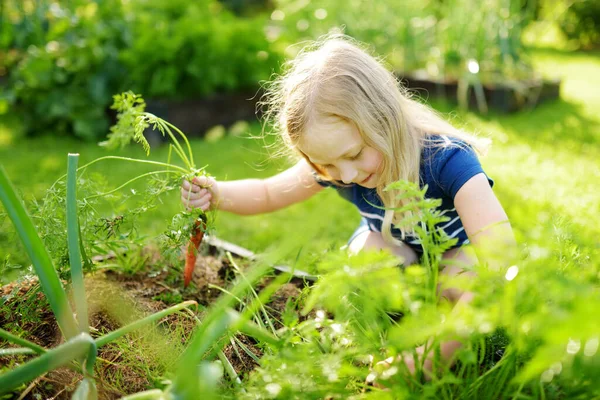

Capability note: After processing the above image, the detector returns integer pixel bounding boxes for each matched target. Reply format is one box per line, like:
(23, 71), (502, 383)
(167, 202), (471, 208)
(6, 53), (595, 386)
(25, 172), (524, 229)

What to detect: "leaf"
(0, 166), (78, 339)
(99, 92), (150, 155)
(0, 333), (96, 394)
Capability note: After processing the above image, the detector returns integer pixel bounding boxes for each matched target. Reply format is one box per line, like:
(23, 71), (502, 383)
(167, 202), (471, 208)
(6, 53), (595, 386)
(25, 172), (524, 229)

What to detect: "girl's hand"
(181, 175), (218, 211)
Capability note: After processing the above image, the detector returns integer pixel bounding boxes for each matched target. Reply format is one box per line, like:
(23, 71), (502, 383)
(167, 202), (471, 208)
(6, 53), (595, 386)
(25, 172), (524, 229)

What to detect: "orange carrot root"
(184, 216), (206, 287)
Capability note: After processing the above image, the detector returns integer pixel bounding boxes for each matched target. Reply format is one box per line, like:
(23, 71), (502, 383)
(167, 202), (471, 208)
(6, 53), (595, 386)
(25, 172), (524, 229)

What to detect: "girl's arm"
(181, 160), (324, 215)
(404, 173), (516, 379)
(453, 173), (517, 267)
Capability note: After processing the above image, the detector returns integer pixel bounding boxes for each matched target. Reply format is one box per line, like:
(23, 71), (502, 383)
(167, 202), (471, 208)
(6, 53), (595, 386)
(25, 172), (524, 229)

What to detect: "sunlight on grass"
(457, 48), (600, 243)
(0, 130), (12, 148)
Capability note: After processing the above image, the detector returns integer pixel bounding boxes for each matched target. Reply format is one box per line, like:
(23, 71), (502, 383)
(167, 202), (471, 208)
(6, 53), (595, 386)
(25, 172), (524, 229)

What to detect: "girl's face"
(298, 116), (383, 188)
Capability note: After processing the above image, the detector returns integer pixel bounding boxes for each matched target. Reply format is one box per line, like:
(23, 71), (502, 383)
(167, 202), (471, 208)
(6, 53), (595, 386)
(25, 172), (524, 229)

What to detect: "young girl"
(181, 34), (515, 376)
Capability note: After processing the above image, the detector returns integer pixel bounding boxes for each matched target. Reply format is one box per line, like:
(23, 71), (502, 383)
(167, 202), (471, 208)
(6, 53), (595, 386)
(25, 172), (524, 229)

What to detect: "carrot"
(184, 214), (207, 287)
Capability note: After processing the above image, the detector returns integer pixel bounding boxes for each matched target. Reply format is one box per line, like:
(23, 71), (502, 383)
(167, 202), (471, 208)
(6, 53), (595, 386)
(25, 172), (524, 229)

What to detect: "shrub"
(1, 0), (130, 140)
(0, 0), (280, 141)
(559, 0), (600, 49)
(121, 0), (280, 99)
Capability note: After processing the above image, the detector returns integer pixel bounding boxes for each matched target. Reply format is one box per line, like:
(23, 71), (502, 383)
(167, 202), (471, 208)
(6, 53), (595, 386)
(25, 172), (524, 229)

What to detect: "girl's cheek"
(326, 167), (341, 180)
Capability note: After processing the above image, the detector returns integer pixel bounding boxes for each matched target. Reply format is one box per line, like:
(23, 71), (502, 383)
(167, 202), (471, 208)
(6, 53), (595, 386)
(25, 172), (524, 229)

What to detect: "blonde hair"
(261, 34), (489, 245)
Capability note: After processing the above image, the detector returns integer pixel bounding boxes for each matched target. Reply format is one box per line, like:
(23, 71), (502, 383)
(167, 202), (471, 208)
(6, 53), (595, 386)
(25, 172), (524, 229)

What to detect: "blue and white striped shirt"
(316, 136), (493, 254)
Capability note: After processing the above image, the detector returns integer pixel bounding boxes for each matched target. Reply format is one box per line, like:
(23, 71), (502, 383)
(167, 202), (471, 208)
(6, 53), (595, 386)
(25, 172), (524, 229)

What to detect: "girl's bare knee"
(348, 230), (418, 266)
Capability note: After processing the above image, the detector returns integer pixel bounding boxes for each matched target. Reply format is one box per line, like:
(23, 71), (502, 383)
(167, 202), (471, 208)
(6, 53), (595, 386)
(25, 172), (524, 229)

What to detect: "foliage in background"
(0, 0), (129, 140)
(555, 0), (600, 49)
(0, 0), (279, 141)
(270, 0), (537, 82)
(120, 0), (280, 99)
(3, 0), (597, 141)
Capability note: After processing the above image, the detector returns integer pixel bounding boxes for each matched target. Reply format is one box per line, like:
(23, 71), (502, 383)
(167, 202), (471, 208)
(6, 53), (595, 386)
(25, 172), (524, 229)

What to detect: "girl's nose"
(340, 166), (357, 184)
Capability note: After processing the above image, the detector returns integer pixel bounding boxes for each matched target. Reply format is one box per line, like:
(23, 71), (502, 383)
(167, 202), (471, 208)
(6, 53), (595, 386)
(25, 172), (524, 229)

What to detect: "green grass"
(1, 45), (599, 399)
(1, 47), (599, 282)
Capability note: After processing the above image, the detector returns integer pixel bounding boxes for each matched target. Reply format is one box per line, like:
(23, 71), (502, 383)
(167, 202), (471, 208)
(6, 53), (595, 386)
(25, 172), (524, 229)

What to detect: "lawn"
(1, 46), (599, 398)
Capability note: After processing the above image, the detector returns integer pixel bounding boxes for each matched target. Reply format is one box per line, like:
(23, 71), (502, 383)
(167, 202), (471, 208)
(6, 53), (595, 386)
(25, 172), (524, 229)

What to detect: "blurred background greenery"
(0, 0), (599, 280)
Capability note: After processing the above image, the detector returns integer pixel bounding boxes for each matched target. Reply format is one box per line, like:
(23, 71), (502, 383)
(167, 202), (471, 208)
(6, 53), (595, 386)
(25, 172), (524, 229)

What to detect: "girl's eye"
(350, 149), (363, 160)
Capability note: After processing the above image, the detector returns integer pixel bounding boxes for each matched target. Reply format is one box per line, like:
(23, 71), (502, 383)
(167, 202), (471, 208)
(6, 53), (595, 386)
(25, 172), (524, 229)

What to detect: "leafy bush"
(559, 0), (600, 49)
(270, 0), (537, 82)
(0, 0), (279, 141)
(1, 0), (130, 140)
(121, 0), (281, 99)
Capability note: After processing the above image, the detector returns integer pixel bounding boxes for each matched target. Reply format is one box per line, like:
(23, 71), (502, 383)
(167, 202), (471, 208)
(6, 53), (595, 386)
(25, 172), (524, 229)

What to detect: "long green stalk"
(156, 122), (191, 169)
(224, 309), (280, 347)
(0, 333), (96, 394)
(47, 156), (188, 194)
(227, 253), (277, 335)
(0, 348), (36, 356)
(72, 377), (97, 400)
(0, 328), (46, 355)
(78, 156), (188, 175)
(0, 166), (78, 339)
(161, 119), (195, 168)
(67, 154), (89, 334)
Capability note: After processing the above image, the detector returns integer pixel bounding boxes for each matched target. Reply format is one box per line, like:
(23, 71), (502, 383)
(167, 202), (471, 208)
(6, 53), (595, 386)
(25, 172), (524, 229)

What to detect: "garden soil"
(0, 250), (305, 399)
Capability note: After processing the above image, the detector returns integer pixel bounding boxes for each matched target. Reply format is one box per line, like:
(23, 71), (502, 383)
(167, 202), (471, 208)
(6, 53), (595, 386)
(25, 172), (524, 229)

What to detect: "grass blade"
(94, 300), (197, 348)
(0, 333), (96, 394)
(225, 309), (281, 347)
(0, 166), (77, 339)
(67, 153), (89, 334)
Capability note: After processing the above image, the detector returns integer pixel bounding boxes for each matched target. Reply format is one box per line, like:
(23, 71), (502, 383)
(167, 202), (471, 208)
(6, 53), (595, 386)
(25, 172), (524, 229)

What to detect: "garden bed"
(401, 70), (561, 113)
(0, 238), (308, 399)
(142, 89), (264, 142)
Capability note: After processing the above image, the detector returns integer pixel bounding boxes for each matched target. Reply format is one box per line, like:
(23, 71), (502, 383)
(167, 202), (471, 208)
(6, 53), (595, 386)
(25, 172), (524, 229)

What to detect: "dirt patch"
(0, 251), (308, 398)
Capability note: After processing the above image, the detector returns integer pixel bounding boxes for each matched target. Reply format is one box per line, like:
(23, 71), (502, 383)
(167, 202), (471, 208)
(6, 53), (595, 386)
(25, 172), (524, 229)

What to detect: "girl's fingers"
(192, 176), (208, 187)
(181, 187), (209, 199)
(181, 192), (212, 210)
(192, 175), (215, 189)
(182, 178), (210, 192)
(181, 177), (216, 211)
(197, 191), (212, 203)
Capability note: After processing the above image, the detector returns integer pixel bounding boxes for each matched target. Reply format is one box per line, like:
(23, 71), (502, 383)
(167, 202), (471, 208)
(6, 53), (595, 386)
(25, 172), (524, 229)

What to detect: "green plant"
(0, 154), (283, 397)
(1, 0), (130, 140)
(121, 0), (280, 99)
(0, 157), (198, 396)
(1, 0), (281, 141)
(555, 0), (600, 49)
(234, 179), (599, 399)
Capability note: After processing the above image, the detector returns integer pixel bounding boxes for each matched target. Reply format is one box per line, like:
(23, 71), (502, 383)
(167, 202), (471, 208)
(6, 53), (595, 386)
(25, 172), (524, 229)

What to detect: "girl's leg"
(439, 246), (478, 303)
(347, 228), (418, 266)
